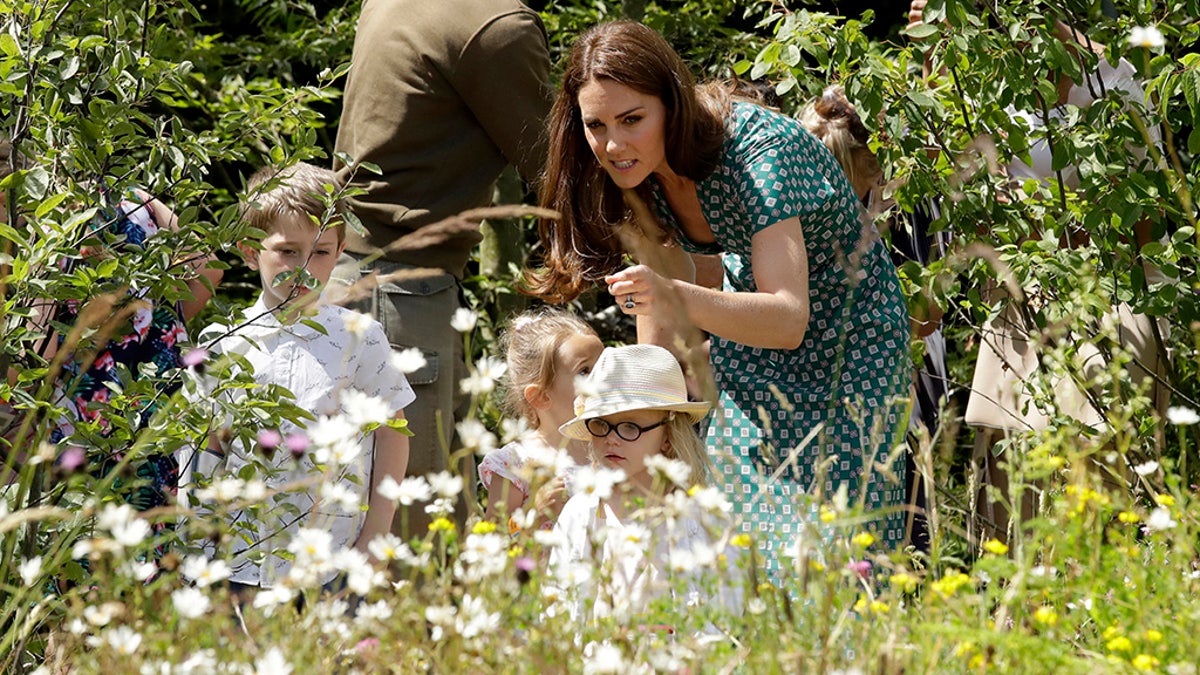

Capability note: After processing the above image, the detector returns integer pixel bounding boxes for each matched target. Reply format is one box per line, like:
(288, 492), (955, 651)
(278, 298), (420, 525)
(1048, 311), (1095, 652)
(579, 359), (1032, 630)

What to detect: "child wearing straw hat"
(548, 344), (743, 625)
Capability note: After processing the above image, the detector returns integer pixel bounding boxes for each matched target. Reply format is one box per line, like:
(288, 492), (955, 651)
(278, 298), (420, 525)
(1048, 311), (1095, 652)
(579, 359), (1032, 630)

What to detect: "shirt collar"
(239, 294), (328, 342)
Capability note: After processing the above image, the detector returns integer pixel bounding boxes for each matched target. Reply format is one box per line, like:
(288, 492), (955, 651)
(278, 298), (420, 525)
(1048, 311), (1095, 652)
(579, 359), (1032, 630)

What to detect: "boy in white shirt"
(188, 162), (414, 590)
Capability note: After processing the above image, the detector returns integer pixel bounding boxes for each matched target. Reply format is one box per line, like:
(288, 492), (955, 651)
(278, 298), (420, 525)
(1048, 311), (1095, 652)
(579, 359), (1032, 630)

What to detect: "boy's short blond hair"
(242, 162), (346, 245)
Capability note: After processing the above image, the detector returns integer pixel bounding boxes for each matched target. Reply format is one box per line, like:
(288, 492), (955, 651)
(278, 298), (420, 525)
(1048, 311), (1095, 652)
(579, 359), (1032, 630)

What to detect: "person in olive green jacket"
(332, 0), (552, 539)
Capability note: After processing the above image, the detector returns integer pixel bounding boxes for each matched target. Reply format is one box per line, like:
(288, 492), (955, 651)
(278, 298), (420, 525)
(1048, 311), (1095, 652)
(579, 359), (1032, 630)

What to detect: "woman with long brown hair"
(525, 21), (912, 574)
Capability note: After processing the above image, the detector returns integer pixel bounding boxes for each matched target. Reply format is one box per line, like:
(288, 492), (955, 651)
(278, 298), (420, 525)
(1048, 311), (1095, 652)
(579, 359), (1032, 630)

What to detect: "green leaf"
(34, 192), (69, 219)
(1140, 241), (1166, 257)
(342, 209), (367, 238)
(1188, 127), (1200, 156)
(60, 54), (79, 80)
(24, 168), (50, 200)
(904, 23), (938, 40)
(0, 33), (18, 57)
(300, 318), (329, 336)
(1185, 70), (1200, 120)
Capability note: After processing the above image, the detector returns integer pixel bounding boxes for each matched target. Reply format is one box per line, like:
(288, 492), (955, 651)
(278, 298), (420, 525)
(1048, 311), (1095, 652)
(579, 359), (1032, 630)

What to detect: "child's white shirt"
(548, 491), (744, 626)
(186, 295), (414, 587)
(479, 435), (582, 499)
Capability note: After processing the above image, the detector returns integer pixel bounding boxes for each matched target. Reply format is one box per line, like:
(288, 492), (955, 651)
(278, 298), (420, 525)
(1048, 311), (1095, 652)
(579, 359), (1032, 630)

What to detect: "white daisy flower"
(645, 454), (692, 487)
(455, 418), (497, 455)
(455, 593), (500, 639)
(319, 481), (361, 514)
(390, 347), (427, 375)
(180, 556), (232, 588)
(104, 625), (142, 656)
(83, 602), (122, 627)
(119, 560), (157, 583)
(378, 475), (433, 505)
(1168, 406), (1200, 425)
(427, 470), (464, 499)
(1145, 507), (1178, 532)
(1134, 460), (1160, 476)
(583, 641), (627, 675)
(253, 646), (293, 675)
(356, 600), (393, 623)
(450, 307), (478, 333)
(341, 389), (393, 428)
(342, 311), (374, 339)
(572, 465), (626, 501)
(172, 587), (212, 620)
(252, 586), (296, 617)
(19, 557), (42, 587)
(1127, 25), (1165, 49)
(197, 477), (245, 503)
(96, 503), (137, 532)
(110, 517), (151, 548)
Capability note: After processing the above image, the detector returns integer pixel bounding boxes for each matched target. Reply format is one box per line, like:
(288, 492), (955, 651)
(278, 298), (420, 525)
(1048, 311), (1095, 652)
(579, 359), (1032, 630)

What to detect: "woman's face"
(577, 77), (671, 188)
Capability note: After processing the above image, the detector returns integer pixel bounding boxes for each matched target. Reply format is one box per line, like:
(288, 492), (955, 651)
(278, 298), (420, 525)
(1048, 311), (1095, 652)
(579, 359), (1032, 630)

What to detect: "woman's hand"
(605, 264), (673, 316)
(908, 0), (928, 29)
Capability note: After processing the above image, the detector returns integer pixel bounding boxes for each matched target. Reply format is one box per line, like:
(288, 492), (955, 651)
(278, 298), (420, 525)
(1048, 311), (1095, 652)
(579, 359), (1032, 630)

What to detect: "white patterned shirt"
(192, 295), (414, 587)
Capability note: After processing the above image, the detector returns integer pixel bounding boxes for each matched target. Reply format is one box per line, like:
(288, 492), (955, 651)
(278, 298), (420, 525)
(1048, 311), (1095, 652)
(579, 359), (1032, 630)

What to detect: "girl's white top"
(548, 492), (744, 626)
(479, 435), (580, 498)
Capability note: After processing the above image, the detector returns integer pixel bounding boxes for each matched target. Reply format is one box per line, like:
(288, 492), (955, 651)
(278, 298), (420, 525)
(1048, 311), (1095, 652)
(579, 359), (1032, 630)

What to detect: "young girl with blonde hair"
(479, 308), (604, 523)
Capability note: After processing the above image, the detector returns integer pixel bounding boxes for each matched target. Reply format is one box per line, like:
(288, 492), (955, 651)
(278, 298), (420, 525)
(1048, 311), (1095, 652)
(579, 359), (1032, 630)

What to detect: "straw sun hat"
(559, 344), (712, 441)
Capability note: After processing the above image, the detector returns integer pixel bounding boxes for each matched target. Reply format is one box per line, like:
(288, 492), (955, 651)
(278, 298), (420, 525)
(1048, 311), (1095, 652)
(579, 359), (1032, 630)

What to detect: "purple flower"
(257, 429), (282, 450)
(515, 555), (535, 585)
(846, 559), (872, 579)
(355, 637), (379, 655)
(56, 446), (87, 473)
(182, 348), (209, 368)
(285, 432), (309, 459)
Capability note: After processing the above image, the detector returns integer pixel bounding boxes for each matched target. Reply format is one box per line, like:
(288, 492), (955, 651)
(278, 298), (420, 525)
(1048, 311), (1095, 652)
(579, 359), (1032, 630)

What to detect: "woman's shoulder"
(723, 101), (814, 160)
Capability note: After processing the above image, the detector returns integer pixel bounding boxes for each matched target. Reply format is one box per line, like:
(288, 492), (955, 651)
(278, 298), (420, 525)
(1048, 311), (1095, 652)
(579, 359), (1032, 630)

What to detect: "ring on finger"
(623, 294), (636, 309)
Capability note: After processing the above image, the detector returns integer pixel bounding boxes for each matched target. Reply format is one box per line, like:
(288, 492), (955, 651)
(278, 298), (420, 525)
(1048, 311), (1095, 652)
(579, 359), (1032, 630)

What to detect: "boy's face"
(243, 211), (345, 312)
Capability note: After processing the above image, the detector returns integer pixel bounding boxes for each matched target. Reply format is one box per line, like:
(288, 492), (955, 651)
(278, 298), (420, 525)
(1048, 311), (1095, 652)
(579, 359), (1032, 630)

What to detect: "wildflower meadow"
(3, 0), (1200, 673)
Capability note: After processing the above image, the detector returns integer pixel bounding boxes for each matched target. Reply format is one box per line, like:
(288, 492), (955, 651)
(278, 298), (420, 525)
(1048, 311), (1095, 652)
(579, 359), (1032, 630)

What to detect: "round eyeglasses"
(585, 416), (669, 442)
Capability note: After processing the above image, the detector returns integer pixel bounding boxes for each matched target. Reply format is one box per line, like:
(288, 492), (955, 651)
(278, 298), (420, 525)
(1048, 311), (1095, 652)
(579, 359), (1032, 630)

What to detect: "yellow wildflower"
(870, 600), (889, 614)
(472, 521), (497, 535)
(819, 507), (836, 524)
(1155, 494), (1175, 507)
(1106, 636), (1132, 652)
(931, 570), (972, 598)
(1118, 511), (1140, 524)
(731, 533), (752, 548)
(1145, 629), (1163, 642)
(890, 572), (918, 594)
(982, 539), (1008, 555)
(429, 517), (455, 533)
(1033, 606), (1058, 626)
(851, 532), (876, 548)
(1132, 654), (1160, 671)
(968, 654), (986, 669)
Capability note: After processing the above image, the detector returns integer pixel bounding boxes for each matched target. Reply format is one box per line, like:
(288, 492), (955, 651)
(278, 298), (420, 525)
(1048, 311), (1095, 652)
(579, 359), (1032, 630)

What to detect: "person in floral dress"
(526, 21), (912, 576)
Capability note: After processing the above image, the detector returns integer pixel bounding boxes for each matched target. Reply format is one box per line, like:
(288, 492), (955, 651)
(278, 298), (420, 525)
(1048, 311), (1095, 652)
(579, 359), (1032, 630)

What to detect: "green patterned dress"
(650, 102), (911, 576)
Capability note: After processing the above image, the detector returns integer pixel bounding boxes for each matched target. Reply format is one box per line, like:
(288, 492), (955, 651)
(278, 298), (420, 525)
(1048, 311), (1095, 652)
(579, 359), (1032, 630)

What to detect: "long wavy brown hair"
(522, 21), (727, 303)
